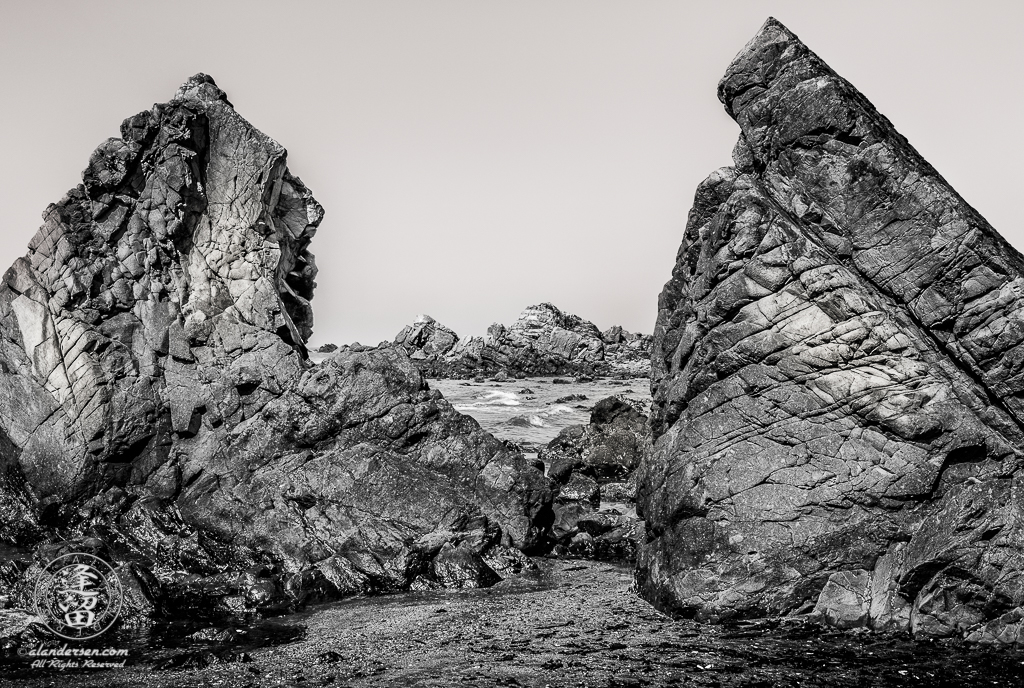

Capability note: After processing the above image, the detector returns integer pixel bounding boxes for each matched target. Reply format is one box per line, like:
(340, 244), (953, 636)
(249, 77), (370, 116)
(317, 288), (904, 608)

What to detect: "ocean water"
(427, 376), (652, 452)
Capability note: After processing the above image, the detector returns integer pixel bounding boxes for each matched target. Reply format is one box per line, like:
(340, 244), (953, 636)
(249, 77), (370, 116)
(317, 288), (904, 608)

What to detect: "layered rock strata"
(0, 75), (551, 616)
(393, 305), (652, 379)
(639, 19), (1024, 643)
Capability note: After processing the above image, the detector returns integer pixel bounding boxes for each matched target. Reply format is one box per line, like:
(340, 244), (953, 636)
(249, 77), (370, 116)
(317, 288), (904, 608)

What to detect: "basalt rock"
(393, 304), (653, 379)
(0, 75), (552, 616)
(639, 18), (1024, 644)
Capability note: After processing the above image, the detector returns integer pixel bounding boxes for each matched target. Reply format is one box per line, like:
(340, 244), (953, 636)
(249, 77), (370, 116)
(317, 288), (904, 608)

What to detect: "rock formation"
(541, 396), (648, 561)
(542, 396), (650, 487)
(393, 314), (459, 363)
(639, 18), (1024, 643)
(393, 304), (652, 379)
(0, 75), (551, 617)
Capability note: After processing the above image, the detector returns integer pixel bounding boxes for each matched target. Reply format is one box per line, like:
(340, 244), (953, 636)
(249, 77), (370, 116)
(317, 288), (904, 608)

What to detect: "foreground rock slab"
(640, 18), (1024, 642)
(0, 75), (551, 612)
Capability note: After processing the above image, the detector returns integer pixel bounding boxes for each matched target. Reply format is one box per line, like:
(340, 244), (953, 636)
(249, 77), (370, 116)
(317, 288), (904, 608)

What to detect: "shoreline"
(4, 559), (1022, 686)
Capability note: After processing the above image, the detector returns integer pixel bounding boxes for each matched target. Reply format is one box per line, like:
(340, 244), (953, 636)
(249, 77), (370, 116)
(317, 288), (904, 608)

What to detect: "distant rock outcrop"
(393, 314), (460, 362)
(638, 18), (1024, 643)
(393, 304), (652, 379)
(0, 75), (551, 617)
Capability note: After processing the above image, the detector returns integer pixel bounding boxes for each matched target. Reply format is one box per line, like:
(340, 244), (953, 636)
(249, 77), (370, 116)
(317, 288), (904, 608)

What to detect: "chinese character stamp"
(32, 552), (123, 640)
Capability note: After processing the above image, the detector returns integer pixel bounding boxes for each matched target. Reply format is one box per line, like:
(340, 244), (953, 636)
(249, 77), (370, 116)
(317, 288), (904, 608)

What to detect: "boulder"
(541, 418), (648, 563)
(425, 541), (501, 590)
(638, 18), (1024, 644)
(539, 396), (649, 561)
(813, 570), (872, 629)
(550, 473), (600, 544)
(0, 74), (553, 616)
(557, 473), (601, 505)
(567, 514), (643, 562)
(541, 396), (651, 486)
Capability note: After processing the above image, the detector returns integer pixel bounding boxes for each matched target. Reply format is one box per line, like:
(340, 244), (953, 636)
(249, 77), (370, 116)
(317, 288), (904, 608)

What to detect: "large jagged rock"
(393, 304), (652, 379)
(394, 314), (459, 361)
(0, 74), (552, 615)
(639, 19), (1024, 644)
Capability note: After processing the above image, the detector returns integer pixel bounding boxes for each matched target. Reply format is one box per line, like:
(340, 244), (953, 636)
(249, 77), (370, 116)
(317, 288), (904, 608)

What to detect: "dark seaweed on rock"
(639, 18), (1024, 643)
(0, 74), (552, 620)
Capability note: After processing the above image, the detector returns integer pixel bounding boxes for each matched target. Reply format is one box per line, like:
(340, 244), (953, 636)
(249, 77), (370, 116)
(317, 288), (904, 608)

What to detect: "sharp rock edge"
(640, 18), (1024, 644)
(0, 74), (552, 619)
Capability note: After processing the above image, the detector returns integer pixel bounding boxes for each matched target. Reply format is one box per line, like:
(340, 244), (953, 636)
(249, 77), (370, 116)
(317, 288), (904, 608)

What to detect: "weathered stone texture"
(394, 314), (459, 361)
(639, 19), (1024, 643)
(0, 75), (551, 613)
(542, 396), (651, 485)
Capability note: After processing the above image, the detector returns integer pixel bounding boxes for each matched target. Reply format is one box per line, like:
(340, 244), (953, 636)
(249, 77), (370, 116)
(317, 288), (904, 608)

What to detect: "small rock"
(429, 542), (501, 589)
(557, 473), (600, 506)
(813, 570), (872, 629)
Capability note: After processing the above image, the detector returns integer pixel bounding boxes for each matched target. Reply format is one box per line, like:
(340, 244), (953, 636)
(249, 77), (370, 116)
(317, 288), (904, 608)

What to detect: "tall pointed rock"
(0, 75), (551, 608)
(640, 18), (1024, 642)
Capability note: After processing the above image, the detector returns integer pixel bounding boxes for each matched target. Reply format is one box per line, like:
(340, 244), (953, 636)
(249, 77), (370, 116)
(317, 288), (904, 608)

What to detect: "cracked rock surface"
(393, 305), (653, 379)
(0, 75), (551, 613)
(639, 18), (1024, 643)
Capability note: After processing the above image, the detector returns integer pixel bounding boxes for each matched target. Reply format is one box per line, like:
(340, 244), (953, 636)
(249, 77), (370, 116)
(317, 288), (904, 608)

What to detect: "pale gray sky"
(1, 1), (1021, 347)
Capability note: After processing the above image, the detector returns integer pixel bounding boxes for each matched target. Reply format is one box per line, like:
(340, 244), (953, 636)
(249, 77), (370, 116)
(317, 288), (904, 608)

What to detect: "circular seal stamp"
(32, 552), (123, 640)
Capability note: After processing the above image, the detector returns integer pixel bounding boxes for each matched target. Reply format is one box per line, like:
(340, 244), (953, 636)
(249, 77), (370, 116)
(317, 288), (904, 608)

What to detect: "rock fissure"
(758, 176), (1024, 442)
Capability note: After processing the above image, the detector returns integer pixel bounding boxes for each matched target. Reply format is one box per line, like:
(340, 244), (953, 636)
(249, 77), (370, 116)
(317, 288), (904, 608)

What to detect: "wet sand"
(4, 558), (1023, 687)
